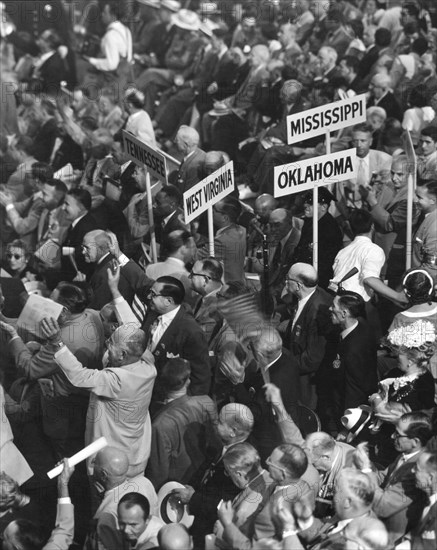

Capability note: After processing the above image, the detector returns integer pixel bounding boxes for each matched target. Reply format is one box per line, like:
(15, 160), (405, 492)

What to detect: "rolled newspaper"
(47, 437), (108, 479)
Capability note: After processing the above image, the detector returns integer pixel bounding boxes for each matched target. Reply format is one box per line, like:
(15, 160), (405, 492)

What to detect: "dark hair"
(46, 178), (68, 195)
(402, 2), (419, 18)
(55, 282), (88, 314)
(350, 209), (373, 235)
(402, 412), (433, 446)
(159, 184), (182, 206)
(118, 492), (150, 518)
(100, 0), (125, 20)
(217, 196), (241, 223)
(352, 123), (374, 135)
(375, 27), (391, 47)
(422, 180), (437, 198)
(337, 293), (366, 319)
(8, 519), (44, 550)
(341, 55), (360, 73)
(412, 36), (428, 56)
(421, 126), (437, 143)
(200, 257), (223, 281)
(0, 133), (8, 154)
(162, 230), (193, 256)
(408, 86), (428, 108)
(156, 276), (186, 304)
(160, 358), (191, 392)
(42, 28), (62, 50)
(31, 162), (54, 184)
(67, 188), (92, 210)
(276, 444), (308, 479)
(124, 88), (145, 109)
(7, 239), (30, 258)
(349, 19), (364, 39)
(403, 269), (433, 304)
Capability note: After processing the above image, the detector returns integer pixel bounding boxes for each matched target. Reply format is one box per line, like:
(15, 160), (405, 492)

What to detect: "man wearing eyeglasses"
(108, 266), (211, 397)
(353, 412), (433, 543)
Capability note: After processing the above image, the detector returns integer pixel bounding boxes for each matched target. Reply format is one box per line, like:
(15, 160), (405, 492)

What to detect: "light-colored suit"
(335, 149), (392, 220)
(43, 502), (74, 550)
(54, 346), (157, 478)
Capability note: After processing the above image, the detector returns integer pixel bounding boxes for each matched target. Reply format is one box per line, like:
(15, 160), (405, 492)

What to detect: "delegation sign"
(287, 95), (366, 143)
(184, 161), (234, 223)
(274, 149), (357, 198)
(122, 130), (168, 183)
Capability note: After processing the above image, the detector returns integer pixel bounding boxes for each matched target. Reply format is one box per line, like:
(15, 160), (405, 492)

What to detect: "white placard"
(17, 294), (63, 337)
(274, 148), (357, 198)
(122, 131), (168, 183)
(287, 95), (366, 143)
(183, 161), (235, 223)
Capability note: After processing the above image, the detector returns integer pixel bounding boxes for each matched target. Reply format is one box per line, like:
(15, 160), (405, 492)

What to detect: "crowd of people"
(0, 0), (437, 549)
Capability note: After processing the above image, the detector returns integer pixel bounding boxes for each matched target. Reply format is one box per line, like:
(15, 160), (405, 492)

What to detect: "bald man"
(47, 320), (157, 478)
(367, 73), (402, 120)
(172, 403), (254, 547)
(90, 446), (158, 550)
(282, 262), (333, 409)
(158, 524), (193, 550)
(234, 328), (301, 461)
(172, 125), (206, 193)
(82, 230), (144, 310)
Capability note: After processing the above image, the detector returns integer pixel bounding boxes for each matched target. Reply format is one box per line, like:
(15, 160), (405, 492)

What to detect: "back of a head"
(347, 516), (389, 550)
(221, 403), (254, 437)
(98, 446), (129, 478)
(293, 262), (318, 288)
(55, 282), (88, 314)
(219, 196), (242, 223)
(337, 293), (366, 320)
(276, 444), (308, 479)
(339, 468), (375, 509)
(200, 257), (223, 282)
(162, 230), (192, 257)
(6, 519), (44, 550)
(160, 358), (191, 393)
(112, 326), (147, 358)
(68, 188), (92, 211)
(375, 27), (391, 47)
(177, 125), (200, 148)
(401, 411), (433, 446)
(349, 209), (373, 236)
(31, 162), (54, 184)
(306, 431), (336, 455)
(256, 328), (282, 360)
(158, 523), (192, 550)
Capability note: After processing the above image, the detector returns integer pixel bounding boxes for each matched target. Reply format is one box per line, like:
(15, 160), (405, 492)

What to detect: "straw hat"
(341, 406), (372, 442)
(157, 482), (194, 528)
(172, 9), (201, 31)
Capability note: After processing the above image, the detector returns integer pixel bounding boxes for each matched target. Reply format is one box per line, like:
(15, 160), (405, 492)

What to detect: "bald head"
(158, 524), (192, 550)
(95, 446), (129, 477)
(251, 44), (270, 66)
(254, 194), (277, 222)
(286, 263), (318, 298)
(252, 327), (282, 365)
(107, 327), (147, 367)
(219, 403), (254, 441)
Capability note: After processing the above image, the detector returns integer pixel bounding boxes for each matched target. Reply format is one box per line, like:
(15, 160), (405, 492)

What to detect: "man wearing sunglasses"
(353, 412), (433, 543)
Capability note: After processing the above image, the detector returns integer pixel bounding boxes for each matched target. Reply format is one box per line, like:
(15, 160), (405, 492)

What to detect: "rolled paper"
(62, 246), (75, 256)
(47, 437), (108, 479)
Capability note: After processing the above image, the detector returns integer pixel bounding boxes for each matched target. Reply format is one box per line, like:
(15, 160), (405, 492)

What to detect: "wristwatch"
(53, 341), (65, 349)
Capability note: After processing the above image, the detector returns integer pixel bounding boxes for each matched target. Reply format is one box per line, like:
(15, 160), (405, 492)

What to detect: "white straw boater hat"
(172, 9), (201, 31)
(157, 482), (194, 528)
(341, 406), (372, 442)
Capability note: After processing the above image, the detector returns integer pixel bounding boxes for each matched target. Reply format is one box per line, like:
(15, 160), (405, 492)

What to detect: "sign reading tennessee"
(287, 95), (366, 143)
(184, 161), (234, 223)
(122, 130), (167, 183)
(274, 149), (357, 198)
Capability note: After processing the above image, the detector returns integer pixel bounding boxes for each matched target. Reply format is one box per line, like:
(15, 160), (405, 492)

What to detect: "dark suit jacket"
(177, 148), (207, 194)
(60, 212), (98, 280)
(234, 349), (300, 461)
(146, 394), (217, 491)
(367, 91), (403, 121)
(142, 306), (211, 397)
(29, 51), (69, 94)
(331, 319), (378, 415)
(87, 254), (137, 310)
(268, 218), (303, 297)
(283, 287), (334, 408)
(409, 501), (437, 550)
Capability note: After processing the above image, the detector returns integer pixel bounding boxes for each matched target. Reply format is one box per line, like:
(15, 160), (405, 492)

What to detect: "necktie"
(194, 297), (203, 316)
(148, 317), (164, 352)
(272, 242), (282, 266)
(356, 158), (367, 188)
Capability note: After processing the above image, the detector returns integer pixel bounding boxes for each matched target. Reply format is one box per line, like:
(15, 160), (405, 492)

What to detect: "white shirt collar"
(341, 320), (359, 340)
(159, 305), (181, 325)
(264, 352), (282, 371)
(165, 257), (185, 268)
(401, 449), (421, 461)
(162, 211), (177, 226)
(71, 212), (87, 229)
(97, 252), (111, 265)
(299, 288), (316, 306)
(429, 493), (437, 506)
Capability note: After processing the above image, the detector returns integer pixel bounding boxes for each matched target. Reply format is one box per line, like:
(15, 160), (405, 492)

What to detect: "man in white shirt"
(83, 1), (133, 99)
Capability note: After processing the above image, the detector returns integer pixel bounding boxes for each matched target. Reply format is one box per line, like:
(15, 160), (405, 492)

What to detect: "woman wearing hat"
(293, 187), (343, 289)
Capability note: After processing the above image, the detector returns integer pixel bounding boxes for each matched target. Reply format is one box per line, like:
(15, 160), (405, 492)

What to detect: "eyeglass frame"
(265, 455), (289, 474)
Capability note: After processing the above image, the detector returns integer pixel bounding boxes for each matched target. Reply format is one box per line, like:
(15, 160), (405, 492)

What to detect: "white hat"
(172, 9), (201, 31)
(136, 0), (160, 8)
(200, 18), (219, 37)
(161, 0), (181, 13)
(157, 482), (194, 528)
(341, 406), (372, 443)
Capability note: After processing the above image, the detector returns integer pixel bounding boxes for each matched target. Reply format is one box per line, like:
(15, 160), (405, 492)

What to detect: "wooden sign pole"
(208, 205), (215, 257)
(146, 171), (157, 263)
